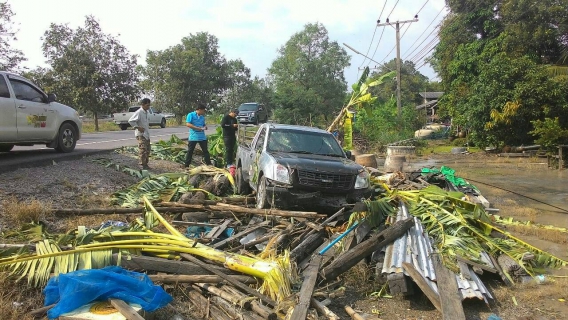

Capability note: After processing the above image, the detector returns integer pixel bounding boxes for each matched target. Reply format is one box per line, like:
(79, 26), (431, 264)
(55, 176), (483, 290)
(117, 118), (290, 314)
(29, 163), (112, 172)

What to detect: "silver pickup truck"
(113, 106), (167, 130)
(235, 123), (372, 211)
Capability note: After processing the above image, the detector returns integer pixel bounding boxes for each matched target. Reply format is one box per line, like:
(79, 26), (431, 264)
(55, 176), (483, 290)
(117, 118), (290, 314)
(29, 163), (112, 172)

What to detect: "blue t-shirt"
(186, 111), (206, 141)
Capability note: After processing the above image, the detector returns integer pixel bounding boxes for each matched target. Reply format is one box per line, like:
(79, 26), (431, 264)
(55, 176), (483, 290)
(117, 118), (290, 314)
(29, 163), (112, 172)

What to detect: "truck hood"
(271, 152), (362, 174)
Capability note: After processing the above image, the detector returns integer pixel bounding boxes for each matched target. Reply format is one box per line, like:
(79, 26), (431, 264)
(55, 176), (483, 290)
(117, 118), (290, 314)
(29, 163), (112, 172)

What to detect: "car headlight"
(354, 170), (369, 189)
(274, 164), (290, 184)
(250, 112), (255, 117)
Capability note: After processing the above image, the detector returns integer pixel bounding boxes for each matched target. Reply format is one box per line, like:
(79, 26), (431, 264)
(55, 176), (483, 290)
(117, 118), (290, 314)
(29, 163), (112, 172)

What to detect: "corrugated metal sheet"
(381, 202), (493, 302)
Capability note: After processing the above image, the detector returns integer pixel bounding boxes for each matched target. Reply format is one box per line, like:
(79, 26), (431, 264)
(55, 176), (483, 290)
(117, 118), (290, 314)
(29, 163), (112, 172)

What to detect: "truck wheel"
(120, 124), (128, 130)
(160, 118), (166, 128)
(0, 144), (14, 152)
(255, 176), (268, 209)
(236, 166), (250, 195)
(55, 123), (77, 153)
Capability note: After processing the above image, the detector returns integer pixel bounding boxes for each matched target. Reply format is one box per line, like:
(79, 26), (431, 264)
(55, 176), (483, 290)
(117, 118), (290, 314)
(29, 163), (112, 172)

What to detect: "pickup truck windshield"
(238, 104), (258, 112)
(266, 129), (345, 157)
(128, 106), (140, 112)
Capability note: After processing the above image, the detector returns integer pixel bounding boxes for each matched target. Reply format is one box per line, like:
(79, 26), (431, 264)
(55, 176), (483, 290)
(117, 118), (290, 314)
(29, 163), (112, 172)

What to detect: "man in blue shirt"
(184, 103), (212, 167)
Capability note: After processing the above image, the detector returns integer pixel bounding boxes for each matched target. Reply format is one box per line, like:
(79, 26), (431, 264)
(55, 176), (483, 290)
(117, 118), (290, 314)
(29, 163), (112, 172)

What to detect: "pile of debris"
(1, 165), (566, 320)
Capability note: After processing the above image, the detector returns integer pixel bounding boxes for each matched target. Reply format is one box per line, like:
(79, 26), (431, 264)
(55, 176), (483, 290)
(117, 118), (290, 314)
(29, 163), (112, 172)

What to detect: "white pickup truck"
(0, 71), (82, 153)
(113, 106), (167, 130)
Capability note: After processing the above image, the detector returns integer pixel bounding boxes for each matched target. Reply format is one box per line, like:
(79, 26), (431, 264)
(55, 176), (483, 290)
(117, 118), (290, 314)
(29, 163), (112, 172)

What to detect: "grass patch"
(1, 197), (52, 226)
(0, 276), (42, 320)
(82, 120), (121, 133)
(505, 224), (568, 244)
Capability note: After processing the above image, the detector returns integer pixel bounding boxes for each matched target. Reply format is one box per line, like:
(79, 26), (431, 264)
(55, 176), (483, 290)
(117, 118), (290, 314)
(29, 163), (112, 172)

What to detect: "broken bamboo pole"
(402, 262), (442, 312)
(161, 202), (326, 219)
(222, 285), (278, 320)
(148, 274), (257, 284)
(322, 218), (414, 281)
(311, 298), (340, 320)
(210, 296), (247, 320)
(431, 254), (466, 320)
(188, 289), (231, 320)
(180, 253), (278, 308)
(290, 255), (323, 320)
(213, 220), (272, 249)
(194, 283), (251, 309)
(52, 206), (190, 216)
(344, 306), (365, 320)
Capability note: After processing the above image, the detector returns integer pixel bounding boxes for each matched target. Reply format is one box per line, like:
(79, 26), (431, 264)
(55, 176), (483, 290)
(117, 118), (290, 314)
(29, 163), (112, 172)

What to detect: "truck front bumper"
(264, 180), (372, 212)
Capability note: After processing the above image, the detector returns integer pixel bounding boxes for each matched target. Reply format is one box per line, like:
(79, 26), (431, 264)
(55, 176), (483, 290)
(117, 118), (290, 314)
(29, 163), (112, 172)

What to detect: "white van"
(0, 71), (82, 153)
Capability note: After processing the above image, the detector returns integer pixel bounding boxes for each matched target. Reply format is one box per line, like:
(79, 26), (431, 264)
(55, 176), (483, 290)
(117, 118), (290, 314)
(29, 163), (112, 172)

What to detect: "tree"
(41, 16), (139, 131)
(0, 1), (25, 71)
(141, 32), (231, 124)
(268, 23), (350, 126)
(369, 59), (432, 107)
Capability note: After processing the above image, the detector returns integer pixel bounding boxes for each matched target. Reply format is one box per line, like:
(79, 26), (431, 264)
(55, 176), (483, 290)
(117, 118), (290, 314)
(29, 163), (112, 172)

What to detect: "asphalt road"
(0, 125), (218, 172)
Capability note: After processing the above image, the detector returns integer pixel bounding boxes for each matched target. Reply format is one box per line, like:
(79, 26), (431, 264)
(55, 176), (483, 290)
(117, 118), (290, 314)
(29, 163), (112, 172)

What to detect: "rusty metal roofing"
(381, 203), (494, 303)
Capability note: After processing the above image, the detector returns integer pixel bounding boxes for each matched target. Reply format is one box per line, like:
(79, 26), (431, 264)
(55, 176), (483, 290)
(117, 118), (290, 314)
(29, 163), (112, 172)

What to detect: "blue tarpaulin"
(44, 266), (172, 319)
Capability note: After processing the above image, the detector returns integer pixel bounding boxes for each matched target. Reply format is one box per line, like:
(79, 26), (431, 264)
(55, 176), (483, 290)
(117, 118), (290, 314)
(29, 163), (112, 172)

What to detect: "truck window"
(253, 128), (266, 150)
(10, 79), (45, 103)
(267, 129), (344, 157)
(0, 76), (10, 98)
(128, 106), (140, 112)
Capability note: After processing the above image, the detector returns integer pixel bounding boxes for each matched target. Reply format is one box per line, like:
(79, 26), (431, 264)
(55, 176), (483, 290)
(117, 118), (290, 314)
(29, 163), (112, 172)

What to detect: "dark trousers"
(185, 140), (211, 167)
(224, 136), (236, 166)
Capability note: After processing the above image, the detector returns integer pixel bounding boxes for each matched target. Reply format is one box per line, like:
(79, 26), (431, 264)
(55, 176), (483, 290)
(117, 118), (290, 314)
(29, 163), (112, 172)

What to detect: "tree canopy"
(268, 23), (350, 126)
(0, 1), (25, 71)
(432, 0), (568, 147)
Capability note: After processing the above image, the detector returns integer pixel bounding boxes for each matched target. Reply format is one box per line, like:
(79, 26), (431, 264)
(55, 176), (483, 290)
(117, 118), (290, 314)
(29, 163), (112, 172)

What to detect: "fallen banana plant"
(0, 197), (294, 302)
(382, 184), (567, 278)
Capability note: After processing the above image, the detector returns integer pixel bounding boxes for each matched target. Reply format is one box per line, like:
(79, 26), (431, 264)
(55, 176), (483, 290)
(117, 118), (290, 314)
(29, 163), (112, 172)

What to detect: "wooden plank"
(311, 298), (340, 320)
(402, 262), (442, 312)
(148, 274), (257, 284)
(290, 255), (323, 320)
(488, 254), (514, 286)
(431, 255), (466, 320)
(322, 218), (414, 281)
(111, 254), (233, 275)
(109, 299), (145, 320)
(213, 220), (271, 249)
(180, 253), (277, 308)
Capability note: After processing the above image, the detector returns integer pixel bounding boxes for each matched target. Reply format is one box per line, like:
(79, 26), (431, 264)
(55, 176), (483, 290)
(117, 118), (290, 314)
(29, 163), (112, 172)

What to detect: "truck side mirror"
(47, 93), (57, 103)
(345, 150), (352, 159)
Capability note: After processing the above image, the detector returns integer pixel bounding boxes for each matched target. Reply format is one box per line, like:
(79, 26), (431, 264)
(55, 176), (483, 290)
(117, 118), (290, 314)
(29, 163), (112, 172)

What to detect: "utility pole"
(377, 18), (418, 121)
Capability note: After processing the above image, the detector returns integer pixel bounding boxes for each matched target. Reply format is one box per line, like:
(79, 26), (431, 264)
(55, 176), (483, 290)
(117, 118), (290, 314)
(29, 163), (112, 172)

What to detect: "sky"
(10, 0), (447, 86)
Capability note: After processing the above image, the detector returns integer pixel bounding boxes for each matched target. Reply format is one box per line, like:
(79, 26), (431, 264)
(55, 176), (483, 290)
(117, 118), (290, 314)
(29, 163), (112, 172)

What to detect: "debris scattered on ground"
(1, 145), (567, 320)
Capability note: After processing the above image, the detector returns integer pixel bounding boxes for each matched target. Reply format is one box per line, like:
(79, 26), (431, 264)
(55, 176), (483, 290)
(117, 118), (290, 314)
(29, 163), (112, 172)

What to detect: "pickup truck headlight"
(354, 170), (369, 189)
(250, 112), (255, 117)
(273, 164), (290, 184)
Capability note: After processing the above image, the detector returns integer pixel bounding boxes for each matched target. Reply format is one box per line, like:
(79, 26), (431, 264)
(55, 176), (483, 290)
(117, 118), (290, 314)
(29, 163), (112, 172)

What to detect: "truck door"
(0, 74), (17, 142)
(247, 127), (266, 178)
(9, 78), (58, 141)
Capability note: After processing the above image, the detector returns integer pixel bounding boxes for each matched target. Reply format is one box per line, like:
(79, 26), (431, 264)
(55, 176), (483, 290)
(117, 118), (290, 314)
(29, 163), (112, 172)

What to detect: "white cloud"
(9, 0), (446, 84)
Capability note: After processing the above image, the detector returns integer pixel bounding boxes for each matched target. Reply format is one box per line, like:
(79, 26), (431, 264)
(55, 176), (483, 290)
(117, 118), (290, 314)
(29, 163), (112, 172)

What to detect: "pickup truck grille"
(297, 170), (354, 190)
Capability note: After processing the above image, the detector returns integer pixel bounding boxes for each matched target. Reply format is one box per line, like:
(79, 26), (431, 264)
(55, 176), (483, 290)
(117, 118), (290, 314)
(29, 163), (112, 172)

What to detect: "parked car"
(112, 106), (167, 130)
(235, 123), (372, 210)
(236, 102), (269, 125)
(0, 71), (82, 153)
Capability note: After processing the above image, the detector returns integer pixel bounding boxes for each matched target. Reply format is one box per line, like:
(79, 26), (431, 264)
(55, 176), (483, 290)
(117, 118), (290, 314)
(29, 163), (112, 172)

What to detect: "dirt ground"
(0, 150), (567, 320)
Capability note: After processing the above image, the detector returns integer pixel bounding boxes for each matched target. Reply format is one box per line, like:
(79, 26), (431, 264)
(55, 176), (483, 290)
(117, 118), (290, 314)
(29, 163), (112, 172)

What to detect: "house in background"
(415, 91), (443, 122)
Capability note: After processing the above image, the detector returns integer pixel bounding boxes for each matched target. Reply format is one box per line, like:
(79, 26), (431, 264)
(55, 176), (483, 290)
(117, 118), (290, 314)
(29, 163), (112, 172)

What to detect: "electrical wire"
(360, 1), (389, 68)
(402, 5), (446, 59)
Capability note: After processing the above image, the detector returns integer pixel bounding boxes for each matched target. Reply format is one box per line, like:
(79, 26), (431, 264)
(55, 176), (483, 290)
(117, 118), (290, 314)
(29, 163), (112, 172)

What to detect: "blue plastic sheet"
(44, 266), (172, 319)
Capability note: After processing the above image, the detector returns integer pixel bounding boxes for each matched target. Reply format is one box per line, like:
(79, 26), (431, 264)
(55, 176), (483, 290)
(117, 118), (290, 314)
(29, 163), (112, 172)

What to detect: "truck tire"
(0, 144), (14, 152)
(160, 118), (166, 128)
(120, 124), (128, 130)
(55, 123), (77, 153)
(255, 176), (268, 209)
(236, 166), (250, 195)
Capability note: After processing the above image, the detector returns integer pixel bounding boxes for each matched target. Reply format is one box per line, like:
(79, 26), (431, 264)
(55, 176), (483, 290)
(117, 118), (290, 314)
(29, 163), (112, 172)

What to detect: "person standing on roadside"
(184, 103), (212, 168)
(220, 109), (238, 166)
(128, 98), (152, 170)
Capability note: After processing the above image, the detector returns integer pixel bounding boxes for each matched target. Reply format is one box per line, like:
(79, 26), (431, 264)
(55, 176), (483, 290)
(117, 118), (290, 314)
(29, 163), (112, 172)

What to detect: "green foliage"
(368, 60), (431, 107)
(529, 117), (568, 150)
(0, 1), (25, 71)
(432, 1), (568, 148)
(37, 16), (139, 131)
(268, 23), (350, 126)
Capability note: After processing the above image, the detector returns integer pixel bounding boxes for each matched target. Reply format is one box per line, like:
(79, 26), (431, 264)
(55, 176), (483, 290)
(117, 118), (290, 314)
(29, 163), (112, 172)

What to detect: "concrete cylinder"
(384, 155), (406, 172)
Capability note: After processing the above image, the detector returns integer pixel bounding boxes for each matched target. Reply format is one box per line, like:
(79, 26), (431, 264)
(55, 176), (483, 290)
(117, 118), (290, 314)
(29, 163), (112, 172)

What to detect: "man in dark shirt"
(220, 109), (238, 166)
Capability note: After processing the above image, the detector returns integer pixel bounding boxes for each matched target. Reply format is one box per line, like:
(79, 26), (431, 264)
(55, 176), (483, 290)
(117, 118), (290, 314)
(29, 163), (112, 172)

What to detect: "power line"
(402, 5), (446, 59)
(386, 0), (400, 18)
(410, 36), (439, 64)
(366, 1), (390, 67)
